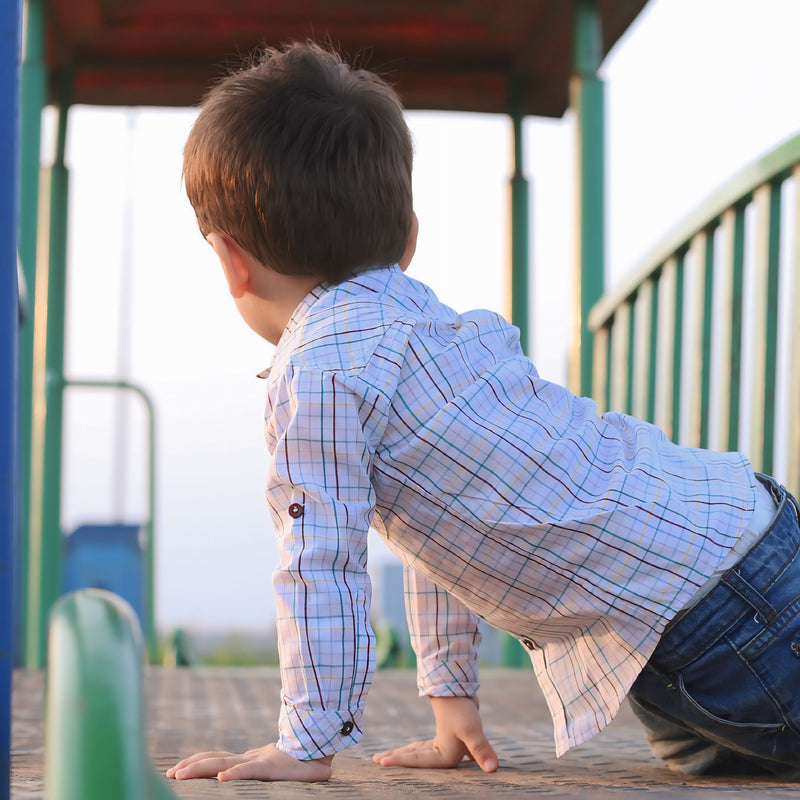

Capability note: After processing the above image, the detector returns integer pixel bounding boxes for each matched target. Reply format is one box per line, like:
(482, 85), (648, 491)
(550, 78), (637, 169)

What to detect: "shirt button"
(339, 720), (354, 736)
(521, 638), (535, 650)
(288, 503), (304, 519)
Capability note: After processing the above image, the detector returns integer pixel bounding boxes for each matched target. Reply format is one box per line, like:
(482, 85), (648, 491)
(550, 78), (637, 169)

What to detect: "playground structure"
(3, 0), (800, 797)
(589, 134), (800, 488)
(12, 0), (648, 678)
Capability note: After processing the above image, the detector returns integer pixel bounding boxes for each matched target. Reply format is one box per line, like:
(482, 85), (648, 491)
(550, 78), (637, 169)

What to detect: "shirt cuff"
(418, 680), (481, 699)
(276, 693), (363, 760)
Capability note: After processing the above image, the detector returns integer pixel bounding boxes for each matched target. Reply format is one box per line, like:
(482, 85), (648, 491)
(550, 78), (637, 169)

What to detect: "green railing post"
(726, 206), (746, 452)
(698, 233), (715, 449)
(509, 79), (530, 354)
(27, 77), (71, 668)
(570, 0), (605, 398)
(64, 380), (159, 663)
(760, 182), (782, 475)
(45, 590), (178, 800)
(670, 254), (685, 442)
(17, 0), (47, 664)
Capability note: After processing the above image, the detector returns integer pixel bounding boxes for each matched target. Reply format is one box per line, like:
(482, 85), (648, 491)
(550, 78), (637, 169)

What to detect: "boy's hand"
(166, 743), (332, 782)
(372, 696), (498, 773)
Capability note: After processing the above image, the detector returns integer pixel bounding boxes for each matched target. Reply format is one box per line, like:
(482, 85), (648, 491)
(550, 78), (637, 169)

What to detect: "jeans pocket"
(676, 672), (785, 731)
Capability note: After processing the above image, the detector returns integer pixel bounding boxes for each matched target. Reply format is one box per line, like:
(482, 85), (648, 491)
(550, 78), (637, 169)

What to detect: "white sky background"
(55, 0), (800, 633)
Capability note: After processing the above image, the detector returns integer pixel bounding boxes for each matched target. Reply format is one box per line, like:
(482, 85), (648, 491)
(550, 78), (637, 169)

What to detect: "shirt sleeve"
(265, 364), (381, 760)
(403, 564), (481, 698)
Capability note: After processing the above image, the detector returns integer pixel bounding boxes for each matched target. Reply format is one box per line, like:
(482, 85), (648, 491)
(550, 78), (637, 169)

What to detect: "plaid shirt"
(261, 265), (757, 759)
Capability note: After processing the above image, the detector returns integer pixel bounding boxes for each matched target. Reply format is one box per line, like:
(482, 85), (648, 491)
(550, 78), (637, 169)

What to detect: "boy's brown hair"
(183, 41), (414, 283)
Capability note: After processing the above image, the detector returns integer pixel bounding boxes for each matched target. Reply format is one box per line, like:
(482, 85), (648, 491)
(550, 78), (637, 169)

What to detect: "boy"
(167, 42), (800, 784)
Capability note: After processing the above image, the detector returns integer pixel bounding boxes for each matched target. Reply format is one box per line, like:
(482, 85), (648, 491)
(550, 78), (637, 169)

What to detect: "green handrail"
(45, 589), (178, 800)
(587, 131), (800, 497)
(589, 133), (800, 329)
(64, 379), (158, 663)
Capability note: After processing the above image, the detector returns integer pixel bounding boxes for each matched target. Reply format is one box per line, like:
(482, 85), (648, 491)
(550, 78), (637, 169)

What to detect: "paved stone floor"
(11, 667), (800, 798)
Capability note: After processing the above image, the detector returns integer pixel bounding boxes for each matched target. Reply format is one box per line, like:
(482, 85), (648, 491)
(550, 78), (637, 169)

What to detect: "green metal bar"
(65, 379), (158, 663)
(509, 81), (529, 354)
(727, 206), (746, 451)
(502, 80), (529, 667)
(501, 634), (528, 668)
(788, 165), (800, 499)
(570, 0), (605, 398)
(502, 80), (529, 668)
(604, 322), (612, 414)
(671, 254), (685, 443)
(761, 182), (782, 474)
(625, 297), (635, 415)
(646, 279), (659, 423)
(17, 0), (47, 666)
(26, 80), (70, 668)
(699, 231), (715, 448)
(588, 131), (800, 333)
(45, 590), (178, 800)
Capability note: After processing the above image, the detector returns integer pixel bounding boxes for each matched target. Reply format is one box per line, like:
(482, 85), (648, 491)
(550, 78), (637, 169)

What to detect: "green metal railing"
(45, 589), (178, 800)
(63, 379), (159, 664)
(588, 132), (800, 496)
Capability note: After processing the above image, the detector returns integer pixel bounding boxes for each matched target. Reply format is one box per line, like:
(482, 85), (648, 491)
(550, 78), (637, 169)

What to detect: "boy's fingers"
(172, 755), (243, 779)
(377, 742), (463, 769)
(465, 735), (498, 773)
(218, 757), (331, 783)
(167, 750), (234, 776)
(372, 741), (428, 763)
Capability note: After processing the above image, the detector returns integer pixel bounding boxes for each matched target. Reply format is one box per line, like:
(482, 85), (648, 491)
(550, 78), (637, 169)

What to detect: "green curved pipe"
(45, 589), (177, 800)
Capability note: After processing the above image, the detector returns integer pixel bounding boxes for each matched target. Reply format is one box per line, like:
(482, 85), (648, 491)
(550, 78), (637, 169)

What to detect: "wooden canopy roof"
(46, 0), (648, 115)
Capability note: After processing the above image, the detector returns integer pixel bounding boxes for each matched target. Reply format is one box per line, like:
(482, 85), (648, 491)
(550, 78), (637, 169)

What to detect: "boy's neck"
(208, 231), (323, 346)
(247, 267), (323, 345)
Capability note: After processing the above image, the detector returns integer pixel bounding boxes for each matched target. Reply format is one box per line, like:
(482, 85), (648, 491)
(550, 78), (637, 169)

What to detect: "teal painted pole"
(509, 80), (530, 355)
(570, 0), (605, 398)
(1, 0), (23, 793)
(27, 80), (70, 668)
(17, 0), (47, 666)
(500, 82), (532, 667)
(761, 182), (782, 475)
(727, 207), (746, 451)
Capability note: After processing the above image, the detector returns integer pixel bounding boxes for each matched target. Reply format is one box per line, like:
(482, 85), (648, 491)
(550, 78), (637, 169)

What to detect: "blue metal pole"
(1, 0), (23, 794)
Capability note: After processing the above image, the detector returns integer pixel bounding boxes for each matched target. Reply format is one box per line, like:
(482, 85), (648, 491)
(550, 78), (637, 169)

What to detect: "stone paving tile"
(11, 667), (800, 798)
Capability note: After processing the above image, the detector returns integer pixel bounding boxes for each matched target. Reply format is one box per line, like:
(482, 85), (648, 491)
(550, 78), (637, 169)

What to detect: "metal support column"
(509, 81), (531, 355)
(502, 82), (532, 668)
(26, 78), (70, 668)
(1, 0), (23, 794)
(569, 0), (606, 397)
(17, 0), (47, 664)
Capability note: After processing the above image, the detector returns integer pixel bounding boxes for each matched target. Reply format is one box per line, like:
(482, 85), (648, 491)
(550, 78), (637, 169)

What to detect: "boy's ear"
(207, 233), (251, 299)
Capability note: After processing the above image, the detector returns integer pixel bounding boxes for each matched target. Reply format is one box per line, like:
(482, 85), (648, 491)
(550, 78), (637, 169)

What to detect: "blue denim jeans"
(629, 476), (800, 779)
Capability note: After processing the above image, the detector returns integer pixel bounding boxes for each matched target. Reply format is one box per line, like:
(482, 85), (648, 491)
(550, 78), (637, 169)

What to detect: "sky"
(51, 0), (800, 633)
